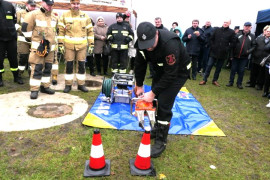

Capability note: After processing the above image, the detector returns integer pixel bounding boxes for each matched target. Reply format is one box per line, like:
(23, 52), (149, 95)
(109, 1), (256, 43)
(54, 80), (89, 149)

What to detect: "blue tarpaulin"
(83, 85), (225, 136)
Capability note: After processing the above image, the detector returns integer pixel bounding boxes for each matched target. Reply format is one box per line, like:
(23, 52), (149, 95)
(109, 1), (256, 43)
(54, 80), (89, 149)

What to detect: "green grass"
(0, 59), (270, 179)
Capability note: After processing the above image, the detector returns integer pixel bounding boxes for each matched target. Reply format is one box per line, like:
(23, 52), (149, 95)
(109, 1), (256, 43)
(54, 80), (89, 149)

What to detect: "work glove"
(58, 44), (65, 54)
(88, 45), (94, 55)
(36, 36), (50, 57)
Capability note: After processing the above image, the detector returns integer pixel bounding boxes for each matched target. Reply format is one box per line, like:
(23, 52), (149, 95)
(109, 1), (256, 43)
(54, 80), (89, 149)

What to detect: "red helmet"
(125, 10), (131, 17)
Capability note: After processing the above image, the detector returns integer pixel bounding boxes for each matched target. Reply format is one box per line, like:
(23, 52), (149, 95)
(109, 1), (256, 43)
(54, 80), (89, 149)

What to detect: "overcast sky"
(132, 0), (268, 33)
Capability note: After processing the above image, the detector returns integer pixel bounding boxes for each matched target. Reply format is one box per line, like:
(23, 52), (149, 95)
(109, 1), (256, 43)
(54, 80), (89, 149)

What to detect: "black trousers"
(0, 40), (18, 71)
(152, 76), (188, 122)
(87, 55), (95, 73)
(111, 49), (128, 71)
(263, 65), (270, 93)
(250, 63), (264, 87)
(95, 54), (109, 73)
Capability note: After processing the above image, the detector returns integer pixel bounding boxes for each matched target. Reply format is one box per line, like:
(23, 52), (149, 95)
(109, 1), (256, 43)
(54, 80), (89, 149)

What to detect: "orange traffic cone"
(129, 128), (156, 176)
(83, 129), (110, 177)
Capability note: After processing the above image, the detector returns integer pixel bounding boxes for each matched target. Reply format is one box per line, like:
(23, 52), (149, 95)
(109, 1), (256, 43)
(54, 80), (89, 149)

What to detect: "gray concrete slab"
(0, 91), (89, 132)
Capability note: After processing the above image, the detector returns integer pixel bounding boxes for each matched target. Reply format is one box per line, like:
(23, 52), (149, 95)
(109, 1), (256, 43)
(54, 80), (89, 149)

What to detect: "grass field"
(0, 59), (270, 179)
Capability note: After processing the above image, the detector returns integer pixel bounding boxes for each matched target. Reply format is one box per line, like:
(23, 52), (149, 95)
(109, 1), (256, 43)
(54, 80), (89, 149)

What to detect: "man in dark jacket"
(182, 19), (205, 80)
(262, 27), (270, 98)
(0, 0), (23, 87)
(199, 19), (236, 86)
(134, 22), (191, 158)
(201, 21), (214, 74)
(226, 22), (256, 89)
(107, 12), (134, 74)
(246, 25), (270, 91)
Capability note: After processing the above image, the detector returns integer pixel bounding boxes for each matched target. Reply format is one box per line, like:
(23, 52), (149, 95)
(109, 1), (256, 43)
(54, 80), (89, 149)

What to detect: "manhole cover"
(28, 103), (73, 118)
(85, 80), (102, 87)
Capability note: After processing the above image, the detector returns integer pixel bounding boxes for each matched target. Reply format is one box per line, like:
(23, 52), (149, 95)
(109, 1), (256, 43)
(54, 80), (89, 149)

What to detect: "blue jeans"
(203, 56), (225, 82)
(229, 57), (248, 85)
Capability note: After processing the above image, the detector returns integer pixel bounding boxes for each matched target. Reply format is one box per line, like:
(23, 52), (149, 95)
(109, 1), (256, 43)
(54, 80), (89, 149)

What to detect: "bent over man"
(22, 0), (58, 99)
(58, 0), (94, 93)
(135, 22), (191, 158)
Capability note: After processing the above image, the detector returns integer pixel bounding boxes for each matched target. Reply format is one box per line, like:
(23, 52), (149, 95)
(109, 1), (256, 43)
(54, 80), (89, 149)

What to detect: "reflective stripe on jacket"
(58, 10), (94, 50)
(22, 8), (58, 52)
(107, 22), (134, 50)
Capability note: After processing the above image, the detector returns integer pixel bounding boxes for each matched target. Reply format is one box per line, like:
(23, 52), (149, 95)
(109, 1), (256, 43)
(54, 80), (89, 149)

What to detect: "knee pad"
(78, 61), (85, 74)
(43, 63), (52, 76)
(66, 61), (73, 74)
(33, 64), (43, 79)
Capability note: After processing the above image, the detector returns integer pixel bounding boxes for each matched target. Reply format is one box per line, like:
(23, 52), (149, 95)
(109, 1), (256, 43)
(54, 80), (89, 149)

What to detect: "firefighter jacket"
(22, 8), (58, 52)
(135, 30), (191, 96)
(16, 9), (30, 43)
(0, 0), (17, 41)
(107, 21), (134, 50)
(57, 9), (94, 50)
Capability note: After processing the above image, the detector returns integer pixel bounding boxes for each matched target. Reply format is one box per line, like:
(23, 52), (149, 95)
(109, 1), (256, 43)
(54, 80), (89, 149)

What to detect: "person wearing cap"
(106, 12), (134, 74)
(226, 22), (256, 89)
(92, 16), (109, 76)
(16, 0), (36, 82)
(247, 25), (270, 92)
(134, 22), (191, 158)
(58, 0), (94, 93)
(182, 19), (205, 80)
(0, 0), (23, 87)
(199, 19), (236, 87)
(21, 0), (58, 99)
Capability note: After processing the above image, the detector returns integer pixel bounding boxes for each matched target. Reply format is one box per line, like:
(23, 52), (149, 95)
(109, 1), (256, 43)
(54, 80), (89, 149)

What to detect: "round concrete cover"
(0, 91), (88, 132)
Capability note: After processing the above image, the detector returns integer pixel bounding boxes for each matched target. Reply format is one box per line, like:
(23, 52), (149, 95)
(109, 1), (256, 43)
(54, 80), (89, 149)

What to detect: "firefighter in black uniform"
(107, 12), (134, 74)
(0, 0), (23, 87)
(134, 22), (191, 158)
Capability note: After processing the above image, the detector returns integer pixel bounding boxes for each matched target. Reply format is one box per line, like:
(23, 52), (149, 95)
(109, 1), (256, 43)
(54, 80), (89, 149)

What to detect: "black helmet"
(116, 12), (123, 19)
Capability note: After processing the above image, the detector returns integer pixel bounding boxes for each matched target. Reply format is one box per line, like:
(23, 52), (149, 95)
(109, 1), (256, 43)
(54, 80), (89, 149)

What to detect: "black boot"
(151, 123), (170, 158)
(30, 91), (39, 99)
(90, 72), (96, 76)
(150, 122), (158, 139)
(0, 73), (3, 87)
(63, 85), (72, 93)
(40, 86), (55, 94)
(78, 85), (88, 92)
(12, 71), (24, 84)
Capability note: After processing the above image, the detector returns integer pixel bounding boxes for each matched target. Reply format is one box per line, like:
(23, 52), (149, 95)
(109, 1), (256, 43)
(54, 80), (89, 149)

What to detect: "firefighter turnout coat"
(57, 9), (94, 86)
(106, 21), (134, 73)
(16, 9), (31, 53)
(58, 9), (94, 51)
(22, 8), (58, 91)
(16, 9), (31, 72)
